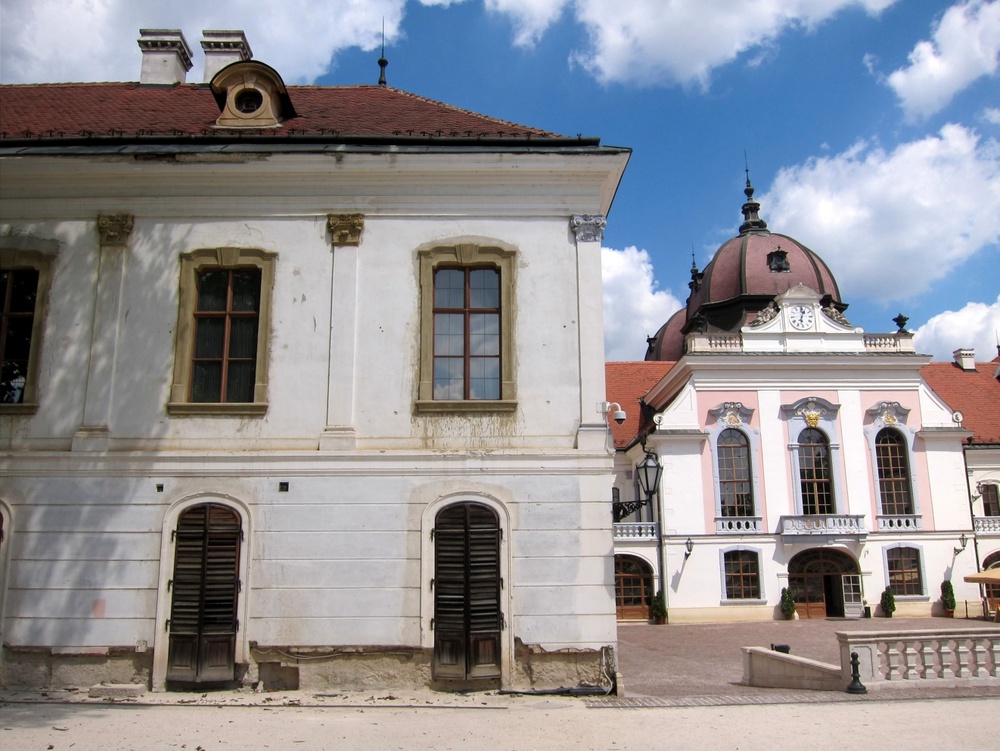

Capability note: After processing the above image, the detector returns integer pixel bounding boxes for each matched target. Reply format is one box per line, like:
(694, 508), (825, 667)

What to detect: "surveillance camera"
(613, 410), (626, 425)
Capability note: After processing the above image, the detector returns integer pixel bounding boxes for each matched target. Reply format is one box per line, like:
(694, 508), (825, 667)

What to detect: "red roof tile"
(921, 362), (1000, 444)
(0, 83), (568, 142)
(605, 361), (676, 448)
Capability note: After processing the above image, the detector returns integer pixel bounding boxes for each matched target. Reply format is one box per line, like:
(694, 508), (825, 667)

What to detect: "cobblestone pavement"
(599, 615), (1000, 707)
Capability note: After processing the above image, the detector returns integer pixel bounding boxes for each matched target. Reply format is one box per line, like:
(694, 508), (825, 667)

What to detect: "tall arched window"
(875, 429), (913, 515)
(798, 428), (833, 515)
(718, 429), (754, 517)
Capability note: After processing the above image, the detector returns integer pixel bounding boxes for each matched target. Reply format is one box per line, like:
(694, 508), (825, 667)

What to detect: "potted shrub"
(880, 587), (896, 618)
(779, 587), (797, 620)
(940, 579), (956, 617)
(650, 590), (667, 625)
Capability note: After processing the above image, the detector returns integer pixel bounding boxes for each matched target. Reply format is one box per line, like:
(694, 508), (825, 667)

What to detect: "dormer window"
(210, 60), (296, 128)
(768, 248), (790, 272)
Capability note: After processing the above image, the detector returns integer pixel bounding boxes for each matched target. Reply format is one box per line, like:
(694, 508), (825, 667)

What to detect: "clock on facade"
(788, 304), (814, 330)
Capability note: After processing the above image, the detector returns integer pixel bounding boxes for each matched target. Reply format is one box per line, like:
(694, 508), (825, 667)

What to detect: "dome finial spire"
(739, 155), (768, 235)
(377, 18), (388, 86)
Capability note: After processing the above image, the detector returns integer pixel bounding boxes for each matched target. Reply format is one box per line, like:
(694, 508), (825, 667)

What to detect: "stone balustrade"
(837, 628), (1000, 684)
(779, 514), (866, 536)
(613, 522), (659, 541)
(716, 516), (763, 533)
(974, 517), (1000, 533)
(877, 514), (923, 531)
(863, 334), (916, 353)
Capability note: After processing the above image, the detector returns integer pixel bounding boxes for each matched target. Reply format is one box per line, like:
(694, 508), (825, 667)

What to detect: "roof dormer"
(210, 60), (296, 128)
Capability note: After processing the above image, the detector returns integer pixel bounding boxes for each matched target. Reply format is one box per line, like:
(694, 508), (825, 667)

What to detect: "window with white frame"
(865, 402), (920, 522)
(721, 548), (762, 600)
(981, 484), (1000, 517)
(886, 545), (924, 597)
(708, 402), (761, 528)
(782, 397), (844, 516)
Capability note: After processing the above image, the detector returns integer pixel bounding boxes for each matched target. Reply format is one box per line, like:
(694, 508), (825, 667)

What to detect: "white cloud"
(485, 0), (568, 47)
(885, 0), (1000, 120)
(602, 246), (682, 361)
(985, 107), (1000, 124)
(760, 124), (1000, 303)
(913, 295), (1000, 361)
(564, 0), (898, 88)
(0, 0), (407, 84)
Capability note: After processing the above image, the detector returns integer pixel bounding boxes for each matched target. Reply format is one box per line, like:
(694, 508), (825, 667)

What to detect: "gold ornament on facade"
(97, 213), (135, 246)
(327, 214), (364, 246)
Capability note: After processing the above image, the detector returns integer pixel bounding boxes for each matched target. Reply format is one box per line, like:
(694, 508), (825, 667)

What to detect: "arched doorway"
(433, 502), (502, 683)
(165, 503), (242, 686)
(614, 555), (655, 621)
(787, 549), (862, 619)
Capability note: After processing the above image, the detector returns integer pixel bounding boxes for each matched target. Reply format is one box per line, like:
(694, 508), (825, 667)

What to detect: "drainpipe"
(961, 439), (984, 616)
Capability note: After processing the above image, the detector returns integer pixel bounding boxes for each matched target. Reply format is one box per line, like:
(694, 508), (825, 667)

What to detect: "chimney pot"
(202, 30), (253, 82)
(953, 347), (977, 372)
(138, 29), (193, 84)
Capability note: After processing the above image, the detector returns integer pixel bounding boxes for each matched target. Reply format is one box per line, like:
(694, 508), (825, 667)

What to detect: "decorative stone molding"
(822, 304), (852, 327)
(709, 401), (754, 428)
(96, 214), (134, 247)
(570, 214), (606, 243)
(749, 302), (778, 327)
(867, 401), (911, 428)
(327, 214), (364, 246)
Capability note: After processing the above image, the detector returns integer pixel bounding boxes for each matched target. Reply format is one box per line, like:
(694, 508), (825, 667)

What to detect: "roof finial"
(739, 154), (768, 235)
(377, 18), (388, 86)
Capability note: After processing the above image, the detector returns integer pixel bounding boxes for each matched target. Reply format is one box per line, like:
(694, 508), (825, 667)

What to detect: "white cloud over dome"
(885, 1), (1000, 121)
(760, 124), (1000, 304)
(602, 246), (682, 361)
(913, 294), (1000, 361)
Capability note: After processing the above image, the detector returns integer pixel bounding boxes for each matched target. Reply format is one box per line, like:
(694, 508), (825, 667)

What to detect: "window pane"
(9, 270), (39, 312)
(2, 317), (33, 360)
(470, 269), (499, 308)
(469, 357), (500, 400)
(197, 271), (228, 311)
(1, 360), (28, 404)
(433, 358), (464, 399)
(194, 318), (225, 358)
(434, 314), (464, 356)
(225, 361), (256, 403)
(469, 313), (499, 356)
(231, 270), (261, 312)
(228, 318), (258, 359)
(983, 485), (1000, 517)
(887, 548), (922, 596)
(191, 362), (222, 402)
(876, 429), (913, 515)
(434, 269), (465, 308)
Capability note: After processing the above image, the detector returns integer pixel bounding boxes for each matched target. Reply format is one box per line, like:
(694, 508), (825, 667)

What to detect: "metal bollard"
(846, 651), (867, 694)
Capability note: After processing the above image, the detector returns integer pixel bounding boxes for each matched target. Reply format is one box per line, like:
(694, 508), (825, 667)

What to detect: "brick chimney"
(952, 347), (977, 371)
(138, 29), (193, 84)
(201, 30), (253, 82)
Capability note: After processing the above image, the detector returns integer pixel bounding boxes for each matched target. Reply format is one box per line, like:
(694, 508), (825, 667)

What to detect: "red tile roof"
(921, 362), (1000, 444)
(605, 361), (676, 448)
(0, 83), (573, 143)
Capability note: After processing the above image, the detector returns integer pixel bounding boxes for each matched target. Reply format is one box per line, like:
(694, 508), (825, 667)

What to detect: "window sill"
(415, 399), (518, 414)
(167, 402), (269, 416)
(0, 402), (39, 415)
(721, 599), (767, 606)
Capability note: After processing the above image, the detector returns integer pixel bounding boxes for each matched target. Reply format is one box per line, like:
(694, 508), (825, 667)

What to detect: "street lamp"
(613, 451), (662, 523)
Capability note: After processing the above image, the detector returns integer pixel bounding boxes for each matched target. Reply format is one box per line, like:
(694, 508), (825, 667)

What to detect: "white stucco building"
(0, 30), (630, 691)
(607, 183), (994, 624)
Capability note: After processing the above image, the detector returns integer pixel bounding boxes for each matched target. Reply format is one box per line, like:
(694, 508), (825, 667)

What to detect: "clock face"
(789, 305), (814, 330)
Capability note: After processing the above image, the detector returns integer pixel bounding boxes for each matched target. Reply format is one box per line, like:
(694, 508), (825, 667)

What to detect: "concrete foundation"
(2, 647), (152, 690)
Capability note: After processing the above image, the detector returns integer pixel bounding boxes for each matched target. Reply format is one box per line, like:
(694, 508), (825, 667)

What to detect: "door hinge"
(235, 619), (240, 630)
(430, 618), (435, 631)
(167, 579), (173, 592)
(430, 578), (435, 591)
(500, 577), (504, 590)
(237, 579), (242, 593)
(165, 619), (170, 632)
(240, 529), (245, 542)
(430, 528), (435, 540)
(171, 530), (176, 542)
(500, 612), (506, 631)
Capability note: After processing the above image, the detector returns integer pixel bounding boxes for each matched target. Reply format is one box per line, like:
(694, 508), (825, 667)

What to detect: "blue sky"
(2, 0), (998, 361)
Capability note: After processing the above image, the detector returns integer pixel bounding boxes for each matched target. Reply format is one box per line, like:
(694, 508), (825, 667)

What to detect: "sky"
(2, 0), (998, 362)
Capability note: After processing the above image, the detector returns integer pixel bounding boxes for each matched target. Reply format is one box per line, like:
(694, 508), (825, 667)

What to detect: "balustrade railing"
(613, 522), (659, 541)
(716, 517), (762, 533)
(779, 514), (866, 536)
(838, 628), (1000, 684)
(877, 514), (923, 531)
(974, 517), (1000, 533)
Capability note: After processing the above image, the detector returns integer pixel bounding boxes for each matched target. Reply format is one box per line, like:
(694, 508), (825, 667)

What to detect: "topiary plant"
(880, 587), (896, 617)
(941, 579), (956, 613)
(650, 590), (667, 622)
(780, 587), (797, 618)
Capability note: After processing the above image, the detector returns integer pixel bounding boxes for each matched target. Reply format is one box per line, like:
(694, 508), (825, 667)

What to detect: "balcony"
(614, 522), (660, 541)
(974, 517), (1000, 533)
(877, 515), (923, 532)
(716, 516), (763, 534)
(779, 514), (866, 539)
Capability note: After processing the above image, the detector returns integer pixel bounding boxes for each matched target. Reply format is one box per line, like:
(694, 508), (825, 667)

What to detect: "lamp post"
(613, 451), (661, 523)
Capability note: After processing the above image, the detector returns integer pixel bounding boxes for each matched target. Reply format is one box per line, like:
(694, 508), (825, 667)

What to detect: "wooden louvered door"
(433, 503), (502, 682)
(166, 504), (242, 684)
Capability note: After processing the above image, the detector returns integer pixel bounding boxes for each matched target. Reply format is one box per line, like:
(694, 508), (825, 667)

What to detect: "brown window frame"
(887, 546), (923, 596)
(717, 428), (754, 517)
(982, 484), (1000, 518)
(0, 249), (54, 414)
(798, 428), (834, 515)
(875, 428), (914, 516)
(723, 550), (761, 600)
(168, 248), (275, 415)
